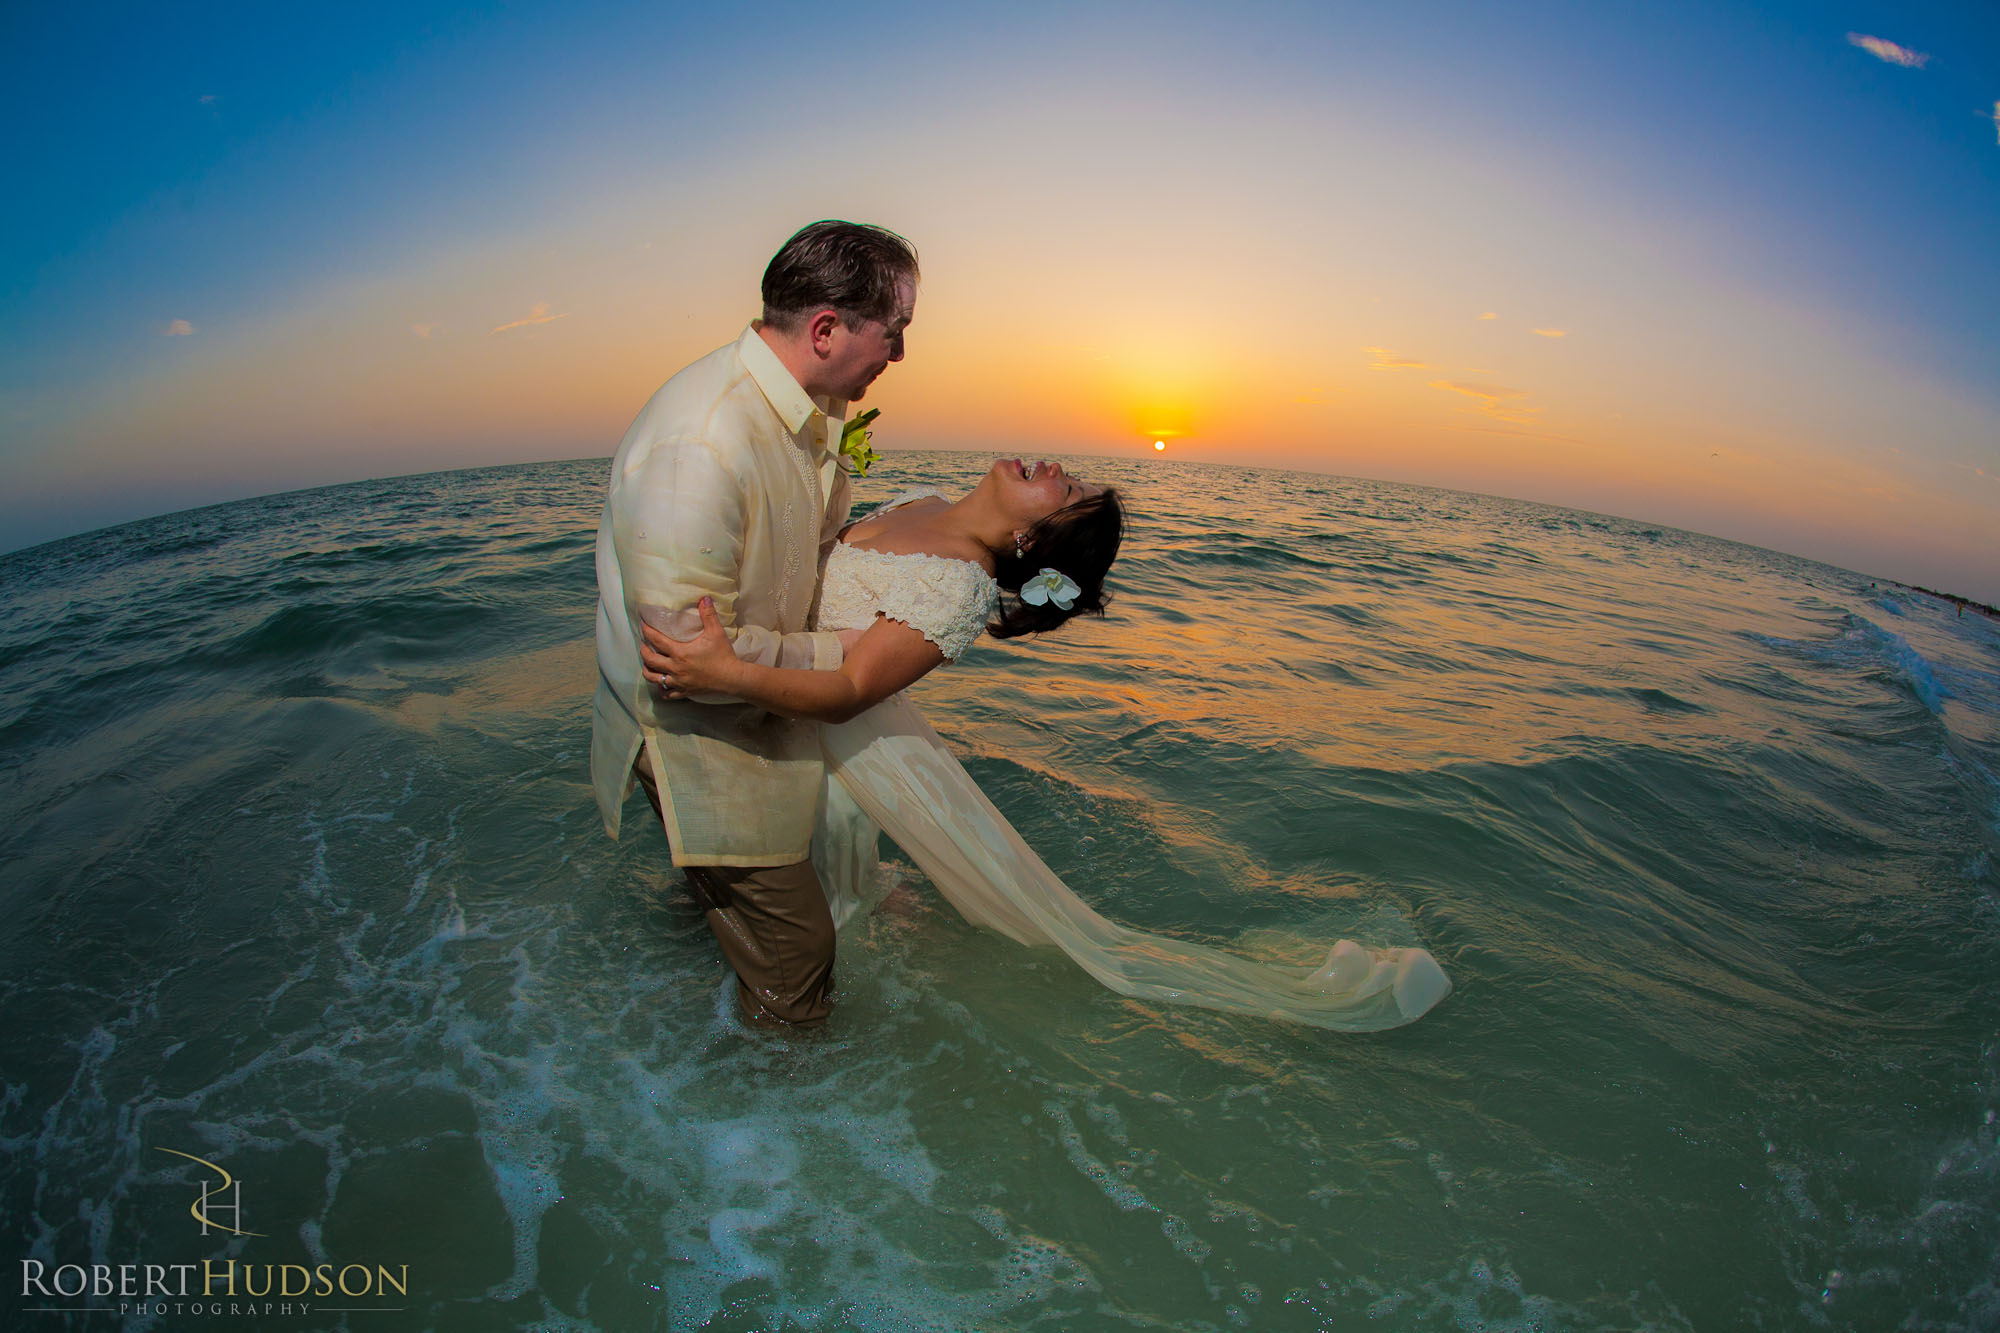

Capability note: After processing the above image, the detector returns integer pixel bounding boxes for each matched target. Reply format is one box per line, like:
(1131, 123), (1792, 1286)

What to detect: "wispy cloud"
(1429, 379), (1540, 425)
(411, 323), (438, 339)
(1532, 328), (1566, 338)
(1446, 422), (1586, 445)
(1431, 380), (1527, 402)
(197, 93), (217, 105)
(1990, 101), (2000, 146)
(163, 319), (195, 336)
(1366, 346), (1429, 370)
(492, 301), (569, 334)
(1477, 312), (1497, 321)
(1847, 33), (1929, 69)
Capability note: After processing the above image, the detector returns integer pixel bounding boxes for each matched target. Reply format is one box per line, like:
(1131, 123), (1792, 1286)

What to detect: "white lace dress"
(808, 490), (1450, 1031)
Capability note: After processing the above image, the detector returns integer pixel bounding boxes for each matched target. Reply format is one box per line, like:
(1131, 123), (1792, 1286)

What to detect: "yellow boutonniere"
(837, 408), (881, 477)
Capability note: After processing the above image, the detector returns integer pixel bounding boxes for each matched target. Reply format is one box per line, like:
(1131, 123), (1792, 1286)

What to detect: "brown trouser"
(633, 754), (835, 1026)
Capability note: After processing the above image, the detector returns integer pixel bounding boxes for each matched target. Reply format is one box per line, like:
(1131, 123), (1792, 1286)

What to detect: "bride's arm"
(641, 597), (944, 723)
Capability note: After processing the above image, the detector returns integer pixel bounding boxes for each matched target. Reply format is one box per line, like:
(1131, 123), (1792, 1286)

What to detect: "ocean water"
(2, 453), (1997, 1332)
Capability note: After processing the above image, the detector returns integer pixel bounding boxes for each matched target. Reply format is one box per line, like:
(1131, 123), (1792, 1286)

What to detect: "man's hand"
(641, 597), (744, 699)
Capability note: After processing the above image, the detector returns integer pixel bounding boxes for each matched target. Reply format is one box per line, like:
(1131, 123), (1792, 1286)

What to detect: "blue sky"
(4, 1), (1997, 595)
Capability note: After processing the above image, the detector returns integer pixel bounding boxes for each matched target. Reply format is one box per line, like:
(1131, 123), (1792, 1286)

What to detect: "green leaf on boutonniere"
(838, 408), (882, 477)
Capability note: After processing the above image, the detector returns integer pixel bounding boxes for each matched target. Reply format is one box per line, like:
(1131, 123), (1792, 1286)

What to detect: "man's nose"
(888, 333), (905, 362)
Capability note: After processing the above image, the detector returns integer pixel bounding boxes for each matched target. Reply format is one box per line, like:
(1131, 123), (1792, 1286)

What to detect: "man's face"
(825, 276), (915, 402)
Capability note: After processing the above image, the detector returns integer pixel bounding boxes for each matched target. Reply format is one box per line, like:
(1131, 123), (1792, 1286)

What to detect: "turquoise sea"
(2, 453), (1996, 1331)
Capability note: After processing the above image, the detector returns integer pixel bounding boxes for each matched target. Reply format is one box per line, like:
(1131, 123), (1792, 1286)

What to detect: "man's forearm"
(637, 604), (842, 674)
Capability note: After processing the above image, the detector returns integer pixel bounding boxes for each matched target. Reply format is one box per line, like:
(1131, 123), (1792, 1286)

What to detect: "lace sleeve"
(827, 548), (998, 661)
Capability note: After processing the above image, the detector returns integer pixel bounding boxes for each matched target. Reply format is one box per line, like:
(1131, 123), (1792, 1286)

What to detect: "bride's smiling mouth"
(999, 458), (1056, 483)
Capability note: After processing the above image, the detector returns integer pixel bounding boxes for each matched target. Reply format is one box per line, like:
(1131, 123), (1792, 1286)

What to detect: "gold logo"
(155, 1149), (265, 1238)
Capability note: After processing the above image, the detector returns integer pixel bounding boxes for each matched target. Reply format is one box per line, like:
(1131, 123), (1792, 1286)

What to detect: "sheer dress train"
(807, 496), (1450, 1032)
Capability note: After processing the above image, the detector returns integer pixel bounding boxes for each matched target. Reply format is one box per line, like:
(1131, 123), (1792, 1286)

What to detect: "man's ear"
(807, 308), (841, 355)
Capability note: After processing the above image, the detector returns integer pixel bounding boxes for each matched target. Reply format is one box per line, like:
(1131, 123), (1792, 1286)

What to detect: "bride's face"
(984, 458), (1101, 528)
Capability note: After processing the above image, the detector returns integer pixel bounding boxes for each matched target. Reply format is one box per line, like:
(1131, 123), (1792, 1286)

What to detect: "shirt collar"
(738, 324), (847, 440)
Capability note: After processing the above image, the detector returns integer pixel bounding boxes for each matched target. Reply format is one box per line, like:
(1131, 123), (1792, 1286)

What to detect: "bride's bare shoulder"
(884, 495), (951, 520)
(841, 503), (993, 573)
(841, 493), (943, 539)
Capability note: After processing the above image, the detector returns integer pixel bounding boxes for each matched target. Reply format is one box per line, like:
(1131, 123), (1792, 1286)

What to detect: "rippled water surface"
(2, 455), (1997, 1331)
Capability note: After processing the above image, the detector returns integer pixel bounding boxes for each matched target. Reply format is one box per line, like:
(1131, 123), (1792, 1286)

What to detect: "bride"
(641, 457), (1450, 1031)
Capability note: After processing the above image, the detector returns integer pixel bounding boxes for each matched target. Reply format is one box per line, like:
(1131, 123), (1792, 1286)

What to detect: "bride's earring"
(1013, 533), (1026, 559)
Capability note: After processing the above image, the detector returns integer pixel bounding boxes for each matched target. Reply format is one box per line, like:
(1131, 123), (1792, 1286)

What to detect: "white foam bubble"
(1044, 1100), (1152, 1212)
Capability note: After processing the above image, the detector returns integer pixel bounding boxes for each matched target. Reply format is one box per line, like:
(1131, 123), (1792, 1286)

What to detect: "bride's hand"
(640, 598), (740, 699)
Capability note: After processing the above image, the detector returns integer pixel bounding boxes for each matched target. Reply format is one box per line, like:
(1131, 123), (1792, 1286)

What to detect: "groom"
(591, 220), (919, 1026)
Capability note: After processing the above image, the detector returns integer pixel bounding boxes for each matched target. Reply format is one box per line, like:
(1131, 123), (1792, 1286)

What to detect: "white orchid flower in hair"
(1019, 567), (1080, 611)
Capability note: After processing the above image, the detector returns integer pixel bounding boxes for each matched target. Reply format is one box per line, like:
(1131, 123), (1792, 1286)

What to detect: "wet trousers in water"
(634, 751), (835, 1025)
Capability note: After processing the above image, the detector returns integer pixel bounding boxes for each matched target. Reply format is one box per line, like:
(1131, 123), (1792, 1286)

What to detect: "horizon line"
(0, 448), (1974, 605)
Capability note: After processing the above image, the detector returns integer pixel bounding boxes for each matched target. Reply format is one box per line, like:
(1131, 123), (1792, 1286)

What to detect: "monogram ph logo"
(154, 1149), (265, 1238)
(18, 1147), (412, 1316)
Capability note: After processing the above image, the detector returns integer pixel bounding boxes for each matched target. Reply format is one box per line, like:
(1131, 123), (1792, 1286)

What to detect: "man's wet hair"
(761, 221), (919, 332)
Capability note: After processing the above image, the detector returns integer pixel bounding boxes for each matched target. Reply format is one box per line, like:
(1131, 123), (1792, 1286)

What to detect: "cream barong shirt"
(591, 325), (852, 865)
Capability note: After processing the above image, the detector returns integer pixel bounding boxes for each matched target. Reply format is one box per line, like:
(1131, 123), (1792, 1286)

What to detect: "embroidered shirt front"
(590, 325), (853, 865)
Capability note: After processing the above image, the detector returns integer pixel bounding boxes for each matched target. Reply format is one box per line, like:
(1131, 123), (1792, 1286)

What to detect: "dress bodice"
(815, 489), (998, 661)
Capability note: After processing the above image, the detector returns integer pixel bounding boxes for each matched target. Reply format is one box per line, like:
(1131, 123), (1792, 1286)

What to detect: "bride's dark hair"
(989, 489), (1125, 639)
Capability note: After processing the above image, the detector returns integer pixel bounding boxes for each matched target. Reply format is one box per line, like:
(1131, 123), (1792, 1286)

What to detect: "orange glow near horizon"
(10, 135), (1995, 604)
(30, 262), (1988, 606)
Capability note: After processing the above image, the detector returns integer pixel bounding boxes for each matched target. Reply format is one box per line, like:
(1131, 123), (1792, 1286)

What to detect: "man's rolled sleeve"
(616, 436), (842, 691)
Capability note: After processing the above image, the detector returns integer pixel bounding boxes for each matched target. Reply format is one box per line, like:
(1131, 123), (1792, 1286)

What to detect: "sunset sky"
(6, 2), (1997, 599)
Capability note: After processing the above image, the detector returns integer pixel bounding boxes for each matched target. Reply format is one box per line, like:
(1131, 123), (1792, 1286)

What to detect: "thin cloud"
(1431, 380), (1527, 402)
(1365, 347), (1429, 370)
(163, 319), (195, 336)
(411, 323), (438, 339)
(1477, 312), (1497, 320)
(1447, 422), (1586, 446)
(1532, 328), (1567, 338)
(492, 301), (569, 334)
(1429, 379), (1540, 425)
(197, 93), (217, 105)
(1847, 33), (1929, 69)
(1991, 101), (2000, 146)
